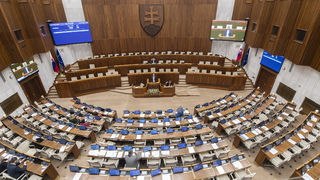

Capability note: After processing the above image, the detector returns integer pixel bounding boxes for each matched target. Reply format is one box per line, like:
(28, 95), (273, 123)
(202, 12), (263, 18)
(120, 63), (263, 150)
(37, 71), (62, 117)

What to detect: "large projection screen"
(210, 20), (247, 41)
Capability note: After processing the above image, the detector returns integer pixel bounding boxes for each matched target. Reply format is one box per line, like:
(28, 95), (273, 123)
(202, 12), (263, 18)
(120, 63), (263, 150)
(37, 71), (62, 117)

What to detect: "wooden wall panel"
(262, 0), (302, 56)
(232, 0), (253, 20)
(82, 0), (218, 55)
(284, 1), (320, 65)
(245, 0), (274, 48)
(41, 0), (67, 23)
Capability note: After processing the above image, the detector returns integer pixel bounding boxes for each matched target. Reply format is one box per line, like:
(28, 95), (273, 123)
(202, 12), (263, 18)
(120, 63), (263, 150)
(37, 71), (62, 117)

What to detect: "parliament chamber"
(0, 0), (320, 180)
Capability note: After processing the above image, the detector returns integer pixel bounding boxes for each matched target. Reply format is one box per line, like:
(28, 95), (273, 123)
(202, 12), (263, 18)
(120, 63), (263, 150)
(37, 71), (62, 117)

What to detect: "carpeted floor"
(45, 87), (318, 180)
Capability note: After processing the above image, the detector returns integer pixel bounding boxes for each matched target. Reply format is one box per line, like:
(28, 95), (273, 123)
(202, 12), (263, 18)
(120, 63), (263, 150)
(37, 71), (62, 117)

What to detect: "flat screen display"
(210, 20), (247, 41)
(49, 21), (93, 45)
(260, 50), (285, 73)
(11, 57), (39, 82)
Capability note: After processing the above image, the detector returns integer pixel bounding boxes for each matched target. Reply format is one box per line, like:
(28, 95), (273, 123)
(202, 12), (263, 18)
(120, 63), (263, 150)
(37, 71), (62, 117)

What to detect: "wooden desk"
(172, 171), (195, 180)
(212, 164), (234, 176)
(40, 98), (108, 129)
(122, 109), (191, 119)
(112, 118), (193, 128)
(115, 63), (192, 76)
(291, 152), (320, 178)
(204, 89), (260, 124)
(197, 64), (238, 74)
(72, 102), (117, 120)
(65, 66), (109, 81)
(152, 174), (173, 180)
(55, 74), (121, 98)
(2, 118), (80, 158)
(64, 172), (88, 180)
(24, 107), (96, 142)
(194, 93), (237, 116)
(216, 95), (276, 135)
(132, 78), (175, 98)
(128, 72), (179, 85)
(186, 72), (247, 91)
(78, 54), (225, 69)
(194, 167), (215, 179)
(254, 112), (320, 166)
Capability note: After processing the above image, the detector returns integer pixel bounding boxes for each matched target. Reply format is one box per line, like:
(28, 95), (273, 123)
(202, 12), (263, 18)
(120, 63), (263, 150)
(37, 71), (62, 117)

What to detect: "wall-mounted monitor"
(260, 50), (285, 73)
(11, 57), (39, 82)
(49, 21), (93, 45)
(210, 20), (247, 41)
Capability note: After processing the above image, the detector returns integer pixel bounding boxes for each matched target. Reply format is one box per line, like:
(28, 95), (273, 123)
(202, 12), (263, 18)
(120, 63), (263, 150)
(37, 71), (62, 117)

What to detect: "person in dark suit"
(124, 149), (140, 168)
(0, 156), (8, 173)
(150, 73), (158, 82)
(176, 105), (184, 117)
(218, 26), (236, 39)
(166, 80), (173, 87)
(151, 58), (157, 64)
(7, 157), (27, 179)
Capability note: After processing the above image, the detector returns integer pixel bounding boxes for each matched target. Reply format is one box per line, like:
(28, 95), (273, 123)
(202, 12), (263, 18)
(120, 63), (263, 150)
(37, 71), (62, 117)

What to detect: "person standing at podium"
(150, 73), (158, 82)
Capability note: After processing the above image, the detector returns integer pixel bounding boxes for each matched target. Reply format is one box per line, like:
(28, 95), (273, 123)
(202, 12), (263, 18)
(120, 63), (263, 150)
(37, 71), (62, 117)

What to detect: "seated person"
(69, 114), (79, 124)
(125, 149), (140, 168)
(80, 119), (90, 127)
(0, 156), (8, 172)
(81, 107), (88, 115)
(150, 73), (158, 83)
(7, 157), (27, 179)
(151, 58), (157, 64)
(93, 111), (102, 117)
(166, 80), (173, 87)
(176, 105), (184, 117)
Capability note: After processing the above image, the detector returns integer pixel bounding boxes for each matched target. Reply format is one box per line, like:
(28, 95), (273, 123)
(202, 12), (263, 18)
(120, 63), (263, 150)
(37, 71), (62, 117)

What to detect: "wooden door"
(20, 73), (46, 105)
(255, 65), (278, 95)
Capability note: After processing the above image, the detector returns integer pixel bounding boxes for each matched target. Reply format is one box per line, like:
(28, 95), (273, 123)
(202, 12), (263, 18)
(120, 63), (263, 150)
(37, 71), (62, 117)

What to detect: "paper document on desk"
(162, 174), (171, 180)
(140, 114), (145, 118)
(241, 117), (246, 121)
(137, 176), (144, 180)
(184, 110), (189, 114)
(226, 122), (232, 126)
(139, 123), (143, 127)
(270, 96), (275, 99)
(269, 148), (278, 155)
(121, 136), (125, 140)
(240, 134), (248, 140)
(211, 143), (218, 149)
(111, 134), (119, 139)
(66, 127), (72, 132)
(158, 122), (163, 126)
(277, 117), (283, 120)
(216, 166), (225, 174)
(217, 113), (223, 116)
(152, 151), (160, 157)
(54, 108), (59, 111)
(208, 115), (214, 119)
(31, 113), (37, 117)
(106, 151), (117, 157)
(72, 173), (82, 180)
(194, 118), (199, 123)
(166, 122), (170, 126)
(24, 131), (30, 135)
(88, 150), (99, 156)
(136, 135), (141, 139)
(282, 112), (289, 116)
(232, 161), (243, 169)
(256, 129), (262, 134)
(188, 147), (195, 153)
(288, 139), (296, 145)
(25, 107), (31, 110)
(127, 123), (132, 126)
(216, 102), (220, 105)
(58, 125), (65, 129)
(59, 146), (66, 153)
(40, 118), (46, 122)
(124, 114), (129, 117)
(302, 173), (315, 180)
(176, 121), (180, 125)
(161, 150), (170, 155)
(298, 133), (305, 139)
(233, 119), (241, 124)
(98, 150), (107, 156)
(117, 151), (123, 158)
(41, 166), (47, 172)
(287, 106), (293, 110)
(188, 119), (193, 123)
(307, 122), (313, 127)
(231, 94), (236, 98)
(143, 152), (150, 157)
(252, 130), (259, 135)
(246, 99), (251, 102)
(262, 126), (269, 131)
(301, 128), (308, 133)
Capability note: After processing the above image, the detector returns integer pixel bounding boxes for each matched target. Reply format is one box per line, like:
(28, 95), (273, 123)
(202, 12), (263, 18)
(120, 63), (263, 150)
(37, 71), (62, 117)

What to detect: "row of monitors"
(123, 109), (180, 115)
(116, 116), (193, 123)
(90, 51), (216, 58)
(264, 115), (316, 152)
(70, 154), (244, 176)
(9, 118), (74, 145)
(91, 137), (221, 151)
(26, 108), (91, 130)
(195, 92), (235, 109)
(106, 125), (204, 135)
(72, 97), (114, 112)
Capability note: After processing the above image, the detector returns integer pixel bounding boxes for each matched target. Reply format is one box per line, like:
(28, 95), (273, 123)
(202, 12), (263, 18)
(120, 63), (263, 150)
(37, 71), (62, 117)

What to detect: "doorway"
(20, 73), (46, 105)
(255, 65), (278, 96)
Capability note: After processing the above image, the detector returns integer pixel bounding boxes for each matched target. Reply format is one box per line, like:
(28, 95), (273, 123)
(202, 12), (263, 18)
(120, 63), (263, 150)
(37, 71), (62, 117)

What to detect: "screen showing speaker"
(210, 20), (247, 42)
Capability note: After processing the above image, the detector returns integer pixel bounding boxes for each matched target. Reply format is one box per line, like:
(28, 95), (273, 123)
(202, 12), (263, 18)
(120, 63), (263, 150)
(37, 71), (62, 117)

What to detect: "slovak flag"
(236, 45), (243, 62)
(51, 58), (59, 73)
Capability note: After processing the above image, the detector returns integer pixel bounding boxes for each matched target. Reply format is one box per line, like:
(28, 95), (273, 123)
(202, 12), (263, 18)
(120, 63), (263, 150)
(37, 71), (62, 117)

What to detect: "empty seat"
(88, 74), (94, 78)
(89, 64), (95, 69)
(172, 60), (177, 63)
(167, 51), (172, 54)
(141, 52), (146, 55)
(114, 53), (119, 56)
(143, 61), (148, 64)
(151, 68), (156, 72)
(148, 52), (153, 55)
(129, 70), (134, 74)
(173, 68), (178, 72)
(158, 60), (164, 64)
(164, 157), (178, 167)
(71, 77), (77, 81)
(180, 60), (185, 63)
(166, 60), (171, 64)
(159, 68), (164, 72)
(217, 71), (222, 74)
(93, 55), (99, 58)
(114, 71), (119, 75)
(121, 53), (126, 56)
(199, 61), (204, 64)
(205, 61), (211, 64)
(105, 72), (111, 75)
(233, 72), (238, 75)
(201, 69), (207, 73)
(187, 51), (192, 55)
(187, 69), (193, 72)
(213, 62), (218, 65)
(154, 52), (159, 55)
(210, 70), (216, 74)
(80, 75), (86, 79)
(225, 71), (231, 75)
(97, 73), (103, 77)
(181, 155), (197, 165)
(100, 55), (106, 58)
(166, 69), (171, 72)
(199, 52), (203, 55)
(136, 69), (141, 73)
(143, 69), (148, 73)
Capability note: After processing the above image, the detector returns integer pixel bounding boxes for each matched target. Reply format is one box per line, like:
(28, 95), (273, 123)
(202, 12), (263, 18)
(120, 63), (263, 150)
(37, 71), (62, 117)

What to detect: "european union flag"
(56, 49), (65, 67)
(242, 47), (250, 67)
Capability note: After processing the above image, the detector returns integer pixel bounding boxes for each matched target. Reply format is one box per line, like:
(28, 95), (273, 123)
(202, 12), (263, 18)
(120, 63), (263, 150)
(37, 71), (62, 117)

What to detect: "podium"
(132, 78), (175, 98)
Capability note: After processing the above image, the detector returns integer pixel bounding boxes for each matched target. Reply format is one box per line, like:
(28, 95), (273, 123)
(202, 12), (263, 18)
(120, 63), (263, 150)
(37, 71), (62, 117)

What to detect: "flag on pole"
(51, 57), (59, 73)
(242, 47), (250, 67)
(236, 45), (243, 62)
(56, 49), (65, 67)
